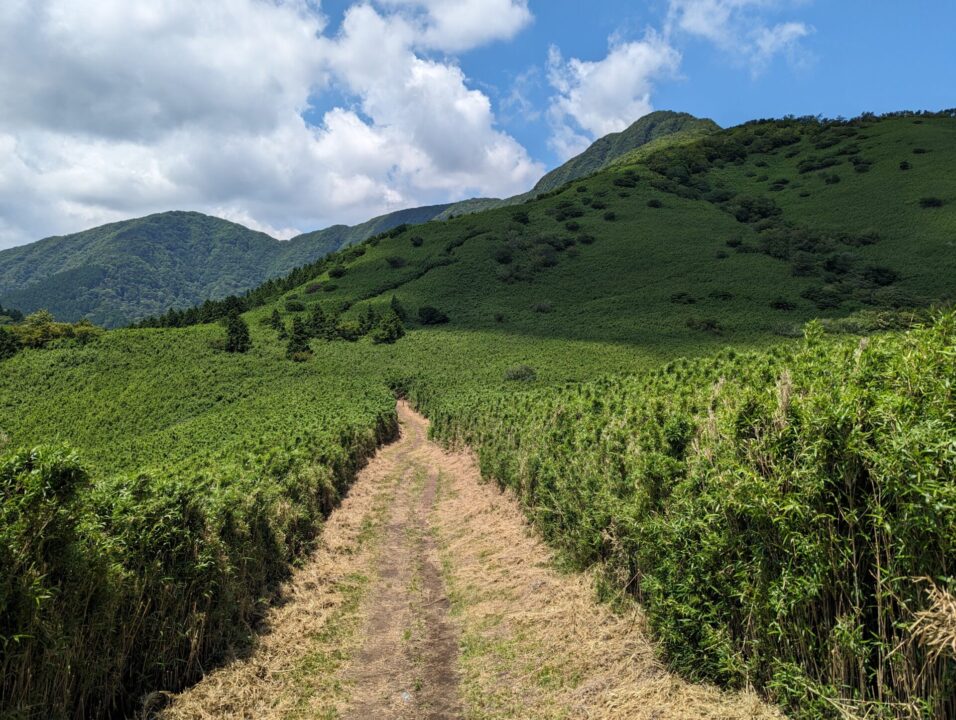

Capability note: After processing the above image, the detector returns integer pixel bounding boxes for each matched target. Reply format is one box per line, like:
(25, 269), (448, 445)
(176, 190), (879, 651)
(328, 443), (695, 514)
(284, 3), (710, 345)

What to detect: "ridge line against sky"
(0, 0), (954, 250)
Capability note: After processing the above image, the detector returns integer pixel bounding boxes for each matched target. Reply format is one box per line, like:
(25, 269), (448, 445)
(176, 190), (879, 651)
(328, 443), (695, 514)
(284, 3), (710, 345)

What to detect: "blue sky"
(317, 0), (956, 167)
(1, 0), (954, 249)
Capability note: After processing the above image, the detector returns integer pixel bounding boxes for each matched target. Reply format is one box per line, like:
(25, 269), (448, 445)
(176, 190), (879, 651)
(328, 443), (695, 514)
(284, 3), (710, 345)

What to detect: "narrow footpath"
(162, 402), (783, 720)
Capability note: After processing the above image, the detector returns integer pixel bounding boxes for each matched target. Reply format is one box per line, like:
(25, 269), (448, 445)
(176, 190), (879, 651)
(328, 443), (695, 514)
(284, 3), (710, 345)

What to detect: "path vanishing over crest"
(161, 403), (784, 720)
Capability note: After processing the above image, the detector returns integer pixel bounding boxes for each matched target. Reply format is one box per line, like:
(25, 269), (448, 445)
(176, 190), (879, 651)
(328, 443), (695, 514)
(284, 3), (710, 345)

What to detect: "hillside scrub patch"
(422, 314), (956, 719)
(920, 197), (944, 208)
(503, 364), (537, 382)
(418, 306), (449, 325)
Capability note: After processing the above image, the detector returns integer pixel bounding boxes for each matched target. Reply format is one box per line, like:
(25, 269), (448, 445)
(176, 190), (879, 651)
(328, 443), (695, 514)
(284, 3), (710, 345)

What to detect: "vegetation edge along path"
(162, 402), (782, 720)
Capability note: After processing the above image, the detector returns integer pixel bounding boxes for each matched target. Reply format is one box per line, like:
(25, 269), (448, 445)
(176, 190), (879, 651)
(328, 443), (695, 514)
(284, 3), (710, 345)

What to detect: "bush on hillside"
(423, 315), (956, 719)
(370, 309), (405, 345)
(503, 365), (536, 382)
(770, 297), (796, 311)
(920, 197), (944, 208)
(328, 265), (347, 279)
(285, 317), (311, 359)
(418, 306), (449, 325)
(7, 311), (101, 350)
(385, 256), (407, 269)
(0, 327), (22, 360)
(223, 311), (251, 353)
(285, 300), (305, 312)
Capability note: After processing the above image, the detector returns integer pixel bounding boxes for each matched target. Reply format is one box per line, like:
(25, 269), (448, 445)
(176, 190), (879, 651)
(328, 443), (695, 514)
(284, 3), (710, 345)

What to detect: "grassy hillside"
(0, 212), (294, 327)
(431, 110), (719, 221)
(0, 206), (453, 328)
(0, 112), (714, 327)
(253, 114), (954, 353)
(530, 110), (720, 193)
(2, 111), (955, 718)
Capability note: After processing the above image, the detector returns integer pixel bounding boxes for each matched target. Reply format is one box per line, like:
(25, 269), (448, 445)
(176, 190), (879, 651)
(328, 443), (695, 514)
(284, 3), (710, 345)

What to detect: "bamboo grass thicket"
(423, 313), (956, 719)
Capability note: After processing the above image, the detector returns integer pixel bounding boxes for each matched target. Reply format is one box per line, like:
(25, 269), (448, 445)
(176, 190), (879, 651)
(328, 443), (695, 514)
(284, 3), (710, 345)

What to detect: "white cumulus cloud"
(666, 0), (812, 74)
(379, 0), (533, 52)
(546, 33), (682, 160)
(0, 0), (541, 249)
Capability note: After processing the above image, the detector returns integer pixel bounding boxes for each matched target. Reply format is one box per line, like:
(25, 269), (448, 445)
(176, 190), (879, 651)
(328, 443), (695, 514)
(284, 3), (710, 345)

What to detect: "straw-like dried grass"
(162, 403), (786, 719)
(423, 407), (785, 720)
(912, 581), (956, 661)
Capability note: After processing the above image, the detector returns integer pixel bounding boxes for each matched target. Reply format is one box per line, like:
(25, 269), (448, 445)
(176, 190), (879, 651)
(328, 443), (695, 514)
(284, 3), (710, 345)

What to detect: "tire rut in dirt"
(341, 413), (461, 720)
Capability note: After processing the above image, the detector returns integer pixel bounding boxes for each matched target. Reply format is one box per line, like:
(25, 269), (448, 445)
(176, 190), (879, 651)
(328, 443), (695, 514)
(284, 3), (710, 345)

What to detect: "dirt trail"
(162, 402), (784, 720)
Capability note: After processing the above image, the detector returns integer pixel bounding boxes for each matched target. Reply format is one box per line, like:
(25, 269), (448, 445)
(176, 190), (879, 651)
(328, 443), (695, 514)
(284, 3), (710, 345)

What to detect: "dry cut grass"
(424, 417), (786, 720)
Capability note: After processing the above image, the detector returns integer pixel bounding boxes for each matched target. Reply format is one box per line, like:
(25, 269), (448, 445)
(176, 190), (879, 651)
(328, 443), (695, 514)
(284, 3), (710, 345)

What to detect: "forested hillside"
(1, 111), (954, 719)
(0, 112), (715, 326)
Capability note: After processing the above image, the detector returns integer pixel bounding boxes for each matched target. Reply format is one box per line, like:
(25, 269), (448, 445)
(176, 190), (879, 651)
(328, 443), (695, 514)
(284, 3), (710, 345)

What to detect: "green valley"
(2, 111), (955, 719)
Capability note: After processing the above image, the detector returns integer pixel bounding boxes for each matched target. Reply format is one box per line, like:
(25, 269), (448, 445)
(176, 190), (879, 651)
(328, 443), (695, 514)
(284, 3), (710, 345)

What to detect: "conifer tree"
(307, 303), (328, 338)
(224, 310), (251, 353)
(370, 308), (406, 344)
(389, 294), (407, 321)
(269, 309), (283, 331)
(358, 305), (379, 334)
(286, 317), (311, 359)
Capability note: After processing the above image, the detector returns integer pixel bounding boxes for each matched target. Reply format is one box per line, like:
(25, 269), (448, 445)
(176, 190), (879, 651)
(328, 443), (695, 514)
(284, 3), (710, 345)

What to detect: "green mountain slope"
(432, 110), (719, 220)
(258, 113), (954, 350)
(0, 204), (453, 327)
(0, 112), (713, 327)
(0, 212), (293, 326)
(530, 110), (719, 193)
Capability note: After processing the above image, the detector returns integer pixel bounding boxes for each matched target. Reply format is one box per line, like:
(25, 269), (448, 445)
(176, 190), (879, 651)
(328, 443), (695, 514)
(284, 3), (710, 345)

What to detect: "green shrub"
(920, 197), (944, 208)
(503, 365), (536, 382)
(770, 297), (796, 311)
(385, 256), (407, 269)
(0, 327), (22, 360)
(223, 311), (251, 353)
(494, 247), (513, 264)
(424, 315), (956, 719)
(285, 300), (305, 312)
(328, 265), (347, 279)
(370, 309), (406, 345)
(418, 306), (449, 325)
(647, 199), (663, 209)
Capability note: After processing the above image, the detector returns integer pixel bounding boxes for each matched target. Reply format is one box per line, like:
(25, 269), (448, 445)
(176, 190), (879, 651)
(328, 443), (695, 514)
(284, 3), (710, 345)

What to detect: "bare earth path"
(162, 403), (784, 720)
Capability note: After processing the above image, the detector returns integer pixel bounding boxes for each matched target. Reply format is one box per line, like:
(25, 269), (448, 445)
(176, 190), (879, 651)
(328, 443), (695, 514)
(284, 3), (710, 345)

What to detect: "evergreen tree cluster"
(269, 296), (409, 360)
(0, 302), (24, 324)
(223, 311), (251, 353)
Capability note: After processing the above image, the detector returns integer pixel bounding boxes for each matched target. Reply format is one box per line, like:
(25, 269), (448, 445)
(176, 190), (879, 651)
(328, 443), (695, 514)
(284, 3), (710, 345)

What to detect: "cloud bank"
(0, 0), (540, 248)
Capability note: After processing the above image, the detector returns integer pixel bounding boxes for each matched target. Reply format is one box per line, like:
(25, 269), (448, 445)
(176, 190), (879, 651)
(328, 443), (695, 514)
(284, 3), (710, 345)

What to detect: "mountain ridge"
(0, 110), (717, 326)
